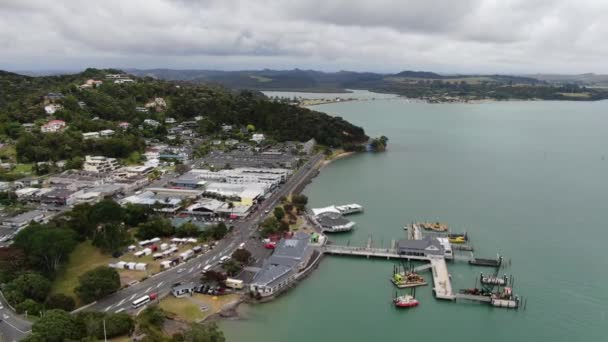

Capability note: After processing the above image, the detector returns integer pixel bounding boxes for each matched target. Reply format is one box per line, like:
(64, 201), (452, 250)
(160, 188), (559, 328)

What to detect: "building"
(22, 123), (35, 132)
(118, 122), (130, 130)
(396, 237), (444, 258)
(114, 79), (134, 84)
(78, 79), (103, 89)
(165, 117), (176, 124)
(99, 129), (115, 137)
(183, 198), (227, 217)
(171, 283), (195, 298)
(82, 132), (100, 139)
(1, 210), (46, 230)
(143, 119), (160, 127)
(221, 124), (233, 132)
(44, 92), (64, 102)
(145, 97), (167, 110)
(136, 107), (150, 113)
(302, 138), (316, 155)
(105, 74), (130, 79)
(251, 133), (265, 143)
(44, 104), (63, 115)
(48, 170), (113, 188)
(83, 156), (120, 173)
(120, 188), (202, 213)
(204, 182), (267, 206)
(41, 120), (66, 133)
(250, 232), (313, 298)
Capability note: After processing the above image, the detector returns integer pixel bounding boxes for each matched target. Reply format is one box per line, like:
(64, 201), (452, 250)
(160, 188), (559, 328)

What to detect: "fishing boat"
(393, 289), (419, 308)
(448, 236), (466, 244)
(390, 265), (427, 288)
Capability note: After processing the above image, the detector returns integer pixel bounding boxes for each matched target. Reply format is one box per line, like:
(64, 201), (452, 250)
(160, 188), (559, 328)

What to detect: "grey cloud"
(1, 0), (608, 73)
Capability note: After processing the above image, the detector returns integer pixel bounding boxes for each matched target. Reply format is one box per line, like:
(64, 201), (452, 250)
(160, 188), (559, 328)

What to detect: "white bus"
(132, 295), (150, 308)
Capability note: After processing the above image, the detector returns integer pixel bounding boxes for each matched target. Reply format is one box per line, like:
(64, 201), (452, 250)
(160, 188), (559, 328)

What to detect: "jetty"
(429, 257), (455, 300)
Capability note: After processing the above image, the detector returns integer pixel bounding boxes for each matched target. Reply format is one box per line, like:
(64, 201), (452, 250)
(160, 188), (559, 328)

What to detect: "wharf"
(321, 245), (429, 261)
(429, 257), (455, 300)
(454, 294), (492, 303)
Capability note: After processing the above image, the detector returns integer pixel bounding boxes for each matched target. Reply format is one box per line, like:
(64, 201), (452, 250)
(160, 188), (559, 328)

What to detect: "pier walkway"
(430, 257), (455, 300)
(321, 245), (430, 261)
(454, 294), (491, 303)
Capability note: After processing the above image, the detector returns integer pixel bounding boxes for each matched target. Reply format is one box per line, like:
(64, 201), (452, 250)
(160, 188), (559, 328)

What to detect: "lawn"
(12, 163), (33, 174)
(51, 241), (111, 299)
(160, 294), (239, 322)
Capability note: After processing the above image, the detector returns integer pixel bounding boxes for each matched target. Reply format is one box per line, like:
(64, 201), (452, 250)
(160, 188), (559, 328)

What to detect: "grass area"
(249, 75), (273, 83)
(160, 294), (239, 322)
(51, 241), (111, 299)
(12, 163), (33, 174)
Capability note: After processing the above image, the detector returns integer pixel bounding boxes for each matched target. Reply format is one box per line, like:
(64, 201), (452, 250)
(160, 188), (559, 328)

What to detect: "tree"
(182, 322), (226, 342)
(210, 222), (228, 240)
(89, 199), (125, 224)
(176, 222), (201, 238)
(76, 312), (134, 339)
(283, 203), (293, 213)
(4, 272), (51, 304)
(15, 299), (43, 316)
(0, 247), (27, 282)
(12, 225), (77, 275)
(222, 259), (242, 276)
(273, 207), (285, 221)
(231, 249), (251, 264)
(45, 294), (76, 312)
(136, 217), (175, 240)
(175, 163), (190, 175)
(31, 309), (85, 342)
(278, 220), (290, 232)
(75, 266), (121, 303)
(124, 203), (153, 227)
(92, 223), (132, 253)
(202, 270), (227, 283)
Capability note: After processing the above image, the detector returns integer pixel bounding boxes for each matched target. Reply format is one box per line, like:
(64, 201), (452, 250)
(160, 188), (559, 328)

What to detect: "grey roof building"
(315, 212), (355, 233)
(250, 232), (312, 298)
(396, 237), (444, 257)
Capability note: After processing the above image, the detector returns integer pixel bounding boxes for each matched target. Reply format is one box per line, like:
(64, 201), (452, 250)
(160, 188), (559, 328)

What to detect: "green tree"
(45, 293), (76, 312)
(15, 299), (43, 316)
(12, 224), (77, 275)
(31, 309), (85, 342)
(0, 247), (27, 282)
(291, 194), (308, 211)
(221, 259), (242, 276)
(124, 203), (153, 227)
(75, 266), (121, 303)
(4, 272), (51, 303)
(210, 222), (228, 240)
(231, 249), (251, 264)
(176, 222), (201, 238)
(182, 322), (226, 342)
(273, 207), (285, 221)
(76, 312), (134, 339)
(89, 199), (125, 224)
(92, 223), (132, 253)
(136, 217), (175, 239)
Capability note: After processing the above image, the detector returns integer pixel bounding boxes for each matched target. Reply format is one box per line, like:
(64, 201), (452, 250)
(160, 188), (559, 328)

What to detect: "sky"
(1, 0), (607, 74)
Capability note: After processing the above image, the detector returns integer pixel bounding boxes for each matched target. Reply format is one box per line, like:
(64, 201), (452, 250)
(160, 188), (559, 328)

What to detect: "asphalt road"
(85, 153), (324, 314)
(0, 296), (32, 342)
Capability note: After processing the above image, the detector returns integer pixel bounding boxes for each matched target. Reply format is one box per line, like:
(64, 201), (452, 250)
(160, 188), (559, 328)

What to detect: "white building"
(41, 120), (66, 133)
(83, 156), (120, 173)
(143, 119), (160, 127)
(82, 132), (100, 139)
(44, 104), (63, 115)
(99, 129), (115, 137)
(251, 133), (265, 143)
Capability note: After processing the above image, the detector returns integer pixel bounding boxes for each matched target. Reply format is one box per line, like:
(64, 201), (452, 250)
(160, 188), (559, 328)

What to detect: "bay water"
(222, 97), (608, 342)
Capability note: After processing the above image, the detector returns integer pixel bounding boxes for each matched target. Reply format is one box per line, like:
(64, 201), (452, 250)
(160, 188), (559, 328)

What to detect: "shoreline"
(321, 151), (356, 168)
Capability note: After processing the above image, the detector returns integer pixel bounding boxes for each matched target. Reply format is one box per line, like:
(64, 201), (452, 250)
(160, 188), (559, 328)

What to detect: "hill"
(127, 68), (607, 101)
(0, 69), (368, 167)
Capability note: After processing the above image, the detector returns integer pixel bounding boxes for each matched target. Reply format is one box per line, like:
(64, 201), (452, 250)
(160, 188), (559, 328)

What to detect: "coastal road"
(0, 295), (32, 342)
(86, 153), (324, 314)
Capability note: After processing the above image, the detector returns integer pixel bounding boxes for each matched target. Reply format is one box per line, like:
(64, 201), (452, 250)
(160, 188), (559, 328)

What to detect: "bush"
(45, 294), (76, 312)
(16, 299), (43, 316)
(75, 266), (121, 303)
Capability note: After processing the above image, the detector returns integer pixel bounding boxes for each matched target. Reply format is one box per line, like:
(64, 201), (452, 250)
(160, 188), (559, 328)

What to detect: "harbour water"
(222, 97), (608, 341)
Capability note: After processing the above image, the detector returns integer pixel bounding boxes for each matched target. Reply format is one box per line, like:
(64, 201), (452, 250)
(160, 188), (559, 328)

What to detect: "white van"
(238, 242), (245, 249)
(219, 256), (231, 264)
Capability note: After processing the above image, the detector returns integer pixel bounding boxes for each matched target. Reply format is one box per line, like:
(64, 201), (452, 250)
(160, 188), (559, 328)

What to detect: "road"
(0, 295), (32, 342)
(85, 153), (324, 314)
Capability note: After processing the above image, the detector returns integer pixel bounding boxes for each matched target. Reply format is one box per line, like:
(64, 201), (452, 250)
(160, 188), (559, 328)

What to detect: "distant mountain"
(530, 73), (608, 86)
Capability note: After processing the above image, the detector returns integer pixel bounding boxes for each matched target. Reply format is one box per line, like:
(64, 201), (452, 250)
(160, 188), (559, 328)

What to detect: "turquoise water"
(222, 99), (608, 342)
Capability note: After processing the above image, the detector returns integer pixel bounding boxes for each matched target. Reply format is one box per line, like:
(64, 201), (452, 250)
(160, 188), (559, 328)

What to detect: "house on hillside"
(44, 104), (63, 115)
(41, 120), (66, 133)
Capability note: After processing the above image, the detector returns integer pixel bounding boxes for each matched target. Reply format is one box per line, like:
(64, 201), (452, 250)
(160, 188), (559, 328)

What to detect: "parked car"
(219, 256), (231, 264)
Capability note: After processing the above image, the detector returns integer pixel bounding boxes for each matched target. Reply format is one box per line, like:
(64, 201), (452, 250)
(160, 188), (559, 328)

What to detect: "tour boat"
(393, 294), (419, 308)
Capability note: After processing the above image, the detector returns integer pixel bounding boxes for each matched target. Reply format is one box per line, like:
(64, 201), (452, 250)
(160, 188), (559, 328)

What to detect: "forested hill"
(128, 68), (608, 101)
(0, 68), (367, 150)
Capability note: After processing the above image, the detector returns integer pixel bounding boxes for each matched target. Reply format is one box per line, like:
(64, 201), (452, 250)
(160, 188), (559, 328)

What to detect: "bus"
(132, 295), (151, 308)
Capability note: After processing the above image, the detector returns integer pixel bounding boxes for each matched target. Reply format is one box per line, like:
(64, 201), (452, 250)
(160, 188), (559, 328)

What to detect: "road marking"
(118, 299), (125, 306)
(145, 287), (152, 293)
(104, 305), (113, 312)
(156, 281), (164, 288)
(1, 318), (29, 334)
(211, 256), (217, 261)
(197, 263), (202, 269)
(188, 267), (194, 273)
(129, 293), (138, 300)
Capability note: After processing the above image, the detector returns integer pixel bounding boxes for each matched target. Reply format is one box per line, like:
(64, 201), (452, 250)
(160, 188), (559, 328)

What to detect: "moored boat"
(393, 294), (419, 308)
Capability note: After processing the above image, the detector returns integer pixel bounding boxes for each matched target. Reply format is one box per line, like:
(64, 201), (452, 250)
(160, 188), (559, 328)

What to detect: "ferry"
(335, 204), (364, 215)
(393, 294), (419, 308)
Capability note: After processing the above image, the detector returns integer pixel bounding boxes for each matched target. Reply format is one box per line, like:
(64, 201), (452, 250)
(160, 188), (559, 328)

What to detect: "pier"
(429, 257), (455, 300)
(321, 245), (429, 261)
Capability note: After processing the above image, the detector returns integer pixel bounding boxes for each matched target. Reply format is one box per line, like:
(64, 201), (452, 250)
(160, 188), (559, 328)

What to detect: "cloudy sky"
(1, 0), (607, 74)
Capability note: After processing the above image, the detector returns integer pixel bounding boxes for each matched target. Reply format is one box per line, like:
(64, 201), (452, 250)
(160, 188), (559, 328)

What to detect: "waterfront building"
(396, 237), (444, 257)
(250, 232), (313, 298)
